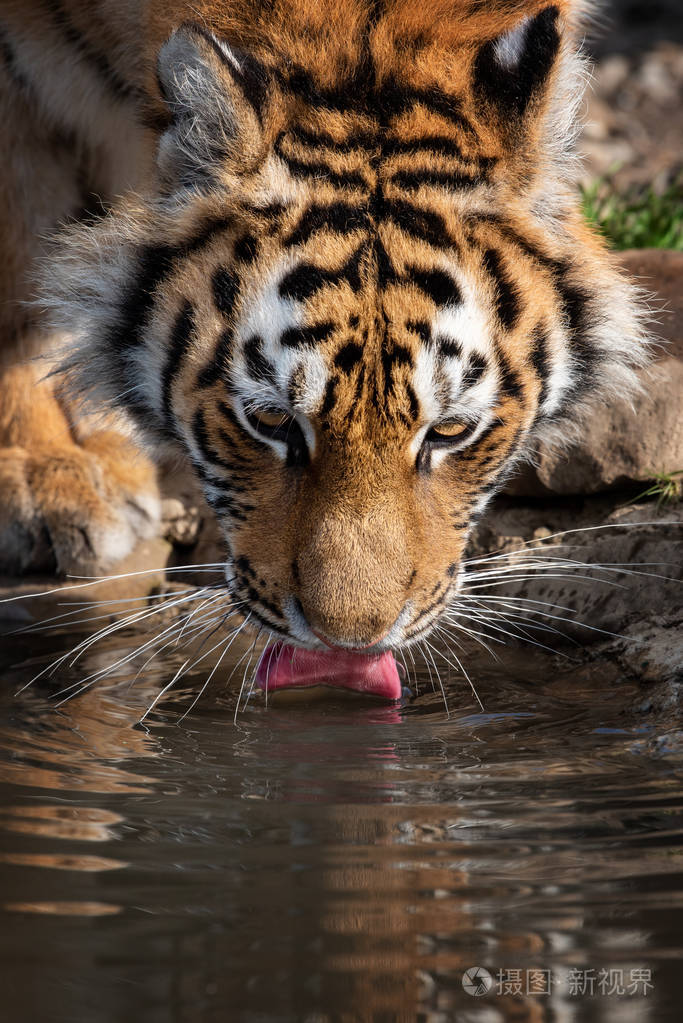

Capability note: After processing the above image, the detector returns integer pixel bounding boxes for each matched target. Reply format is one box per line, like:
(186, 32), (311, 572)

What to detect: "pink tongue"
(255, 642), (402, 701)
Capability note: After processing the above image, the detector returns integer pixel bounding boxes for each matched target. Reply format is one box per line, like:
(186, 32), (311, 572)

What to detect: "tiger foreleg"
(0, 361), (160, 576)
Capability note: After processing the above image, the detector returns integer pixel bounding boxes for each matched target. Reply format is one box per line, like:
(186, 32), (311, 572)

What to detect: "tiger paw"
(0, 434), (161, 576)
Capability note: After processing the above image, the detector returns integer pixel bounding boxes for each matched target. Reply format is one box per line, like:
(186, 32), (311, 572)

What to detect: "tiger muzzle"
(295, 504), (412, 649)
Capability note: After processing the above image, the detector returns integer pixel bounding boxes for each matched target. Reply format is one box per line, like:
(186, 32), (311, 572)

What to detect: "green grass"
(581, 175), (683, 251)
(629, 470), (683, 507)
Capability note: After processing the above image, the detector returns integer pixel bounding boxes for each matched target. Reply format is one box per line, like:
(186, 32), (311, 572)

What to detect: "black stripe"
(409, 590), (449, 628)
(287, 366), (306, 408)
(229, 592), (285, 630)
(495, 343), (523, 399)
(392, 343), (414, 368)
(289, 126), (378, 152)
(473, 6), (560, 119)
(436, 335), (463, 360)
(469, 213), (564, 278)
(320, 377), (338, 417)
(405, 383), (420, 422)
(276, 146), (367, 190)
(114, 244), (175, 357)
(384, 199), (455, 249)
(235, 554), (256, 578)
(377, 80), (477, 138)
(192, 408), (236, 471)
(482, 248), (520, 330)
(383, 135), (495, 167)
(350, 364), (366, 411)
(406, 319), (431, 344)
(279, 245), (364, 302)
(557, 279), (598, 398)
(560, 280), (592, 354)
(42, 0), (143, 105)
(194, 433), (252, 480)
(217, 400), (263, 456)
(197, 455), (250, 484)
(406, 266), (461, 307)
(247, 589), (284, 621)
(529, 324), (550, 410)
(228, 51), (270, 122)
(373, 235), (397, 287)
(278, 65), (352, 111)
(470, 420), (499, 452)
(280, 322), (336, 347)
(233, 233), (259, 264)
(334, 342), (363, 372)
(202, 491), (250, 522)
(197, 328), (234, 389)
(161, 300), (195, 434)
(113, 214), (232, 362)
(282, 202), (368, 248)
(254, 200), (287, 225)
(381, 343), (413, 397)
(390, 168), (480, 191)
(462, 352), (488, 388)
(278, 63), (477, 139)
(468, 216), (598, 390)
(212, 266), (239, 317)
(193, 462), (228, 490)
(244, 335), (277, 384)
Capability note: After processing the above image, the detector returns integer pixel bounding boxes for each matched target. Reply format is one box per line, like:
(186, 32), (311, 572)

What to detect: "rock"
(509, 249), (683, 497)
(161, 497), (201, 547)
(617, 615), (683, 686)
(158, 461), (223, 567)
(582, 41), (683, 191)
(475, 500), (683, 645)
(0, 537), (173, 625)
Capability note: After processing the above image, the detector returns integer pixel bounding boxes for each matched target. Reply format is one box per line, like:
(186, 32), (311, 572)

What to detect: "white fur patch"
(229, 257), (330, 459)
(213, 37), (243, 73)
(409, 264), (499, 462)
(431, 269), (494, 365)
(493, 16), (532, 69)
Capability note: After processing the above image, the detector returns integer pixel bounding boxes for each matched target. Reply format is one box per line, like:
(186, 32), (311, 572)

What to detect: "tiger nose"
(296, 595), (398, 650)
(294, 552), (408, 648)
(309, 622), (393, 652)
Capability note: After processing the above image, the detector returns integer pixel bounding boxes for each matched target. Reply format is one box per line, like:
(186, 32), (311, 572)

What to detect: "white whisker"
(420, 638), (450, 716)
(1, 562), (229, 604)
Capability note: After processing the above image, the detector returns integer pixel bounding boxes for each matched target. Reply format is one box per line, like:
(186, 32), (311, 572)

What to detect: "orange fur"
(0, 2), (646, 652)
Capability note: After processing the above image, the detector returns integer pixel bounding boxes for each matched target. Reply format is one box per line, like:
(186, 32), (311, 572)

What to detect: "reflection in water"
(0, 624), (680, 1021)
(0, 806), (123, 842)
(5, 901), (122, 916)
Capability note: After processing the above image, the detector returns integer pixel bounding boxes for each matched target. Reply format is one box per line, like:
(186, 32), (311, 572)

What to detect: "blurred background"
(579, 0), (682, 249)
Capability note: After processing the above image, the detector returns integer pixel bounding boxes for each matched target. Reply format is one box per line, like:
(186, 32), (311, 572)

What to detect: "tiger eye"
(252, 409), (290, 430)
(430, 421), (470, 441)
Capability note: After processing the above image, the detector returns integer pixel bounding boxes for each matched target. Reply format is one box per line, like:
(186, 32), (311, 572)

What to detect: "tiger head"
(49, 1), (646, 654)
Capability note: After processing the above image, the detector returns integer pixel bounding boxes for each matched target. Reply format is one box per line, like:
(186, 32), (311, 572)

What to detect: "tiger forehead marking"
(231, 230), (502, 440)
(45, 1), (648, 651)
(206, 105), (533, 453)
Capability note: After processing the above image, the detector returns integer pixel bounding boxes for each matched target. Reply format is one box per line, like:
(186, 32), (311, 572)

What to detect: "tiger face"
(48, 2), (646, 655)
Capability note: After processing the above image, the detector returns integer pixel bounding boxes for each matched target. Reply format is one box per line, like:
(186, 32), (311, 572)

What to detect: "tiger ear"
(156, 22), (269, 188)
(473, 4), (562, 122)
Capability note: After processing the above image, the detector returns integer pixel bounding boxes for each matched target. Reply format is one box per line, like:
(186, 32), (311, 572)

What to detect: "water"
(0, 617), (682, 1022)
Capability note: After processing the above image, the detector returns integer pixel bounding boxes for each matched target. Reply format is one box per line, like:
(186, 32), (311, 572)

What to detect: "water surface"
(0, 620), (681, 1022)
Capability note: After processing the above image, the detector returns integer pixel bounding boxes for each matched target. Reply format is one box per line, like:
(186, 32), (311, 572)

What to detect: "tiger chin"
(1, 1), (647, 694)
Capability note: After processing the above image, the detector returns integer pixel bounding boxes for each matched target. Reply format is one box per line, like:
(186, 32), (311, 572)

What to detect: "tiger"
(0, 1), (647, 691)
